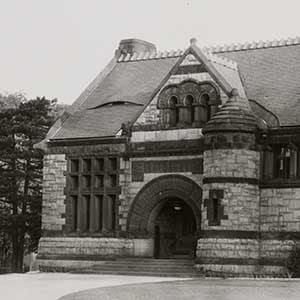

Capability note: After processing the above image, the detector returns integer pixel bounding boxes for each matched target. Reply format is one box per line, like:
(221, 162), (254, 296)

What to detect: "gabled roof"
(49, 36), (300, 141)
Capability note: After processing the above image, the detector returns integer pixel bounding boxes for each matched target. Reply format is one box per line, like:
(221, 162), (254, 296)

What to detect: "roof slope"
(53, 103), (142, 139)
(79, 58), (179, 109)
(220, 44), (300, 126)
(52, 57), (179, 139)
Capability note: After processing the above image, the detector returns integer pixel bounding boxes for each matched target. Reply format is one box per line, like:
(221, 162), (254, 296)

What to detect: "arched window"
(168, 96), (179, 127)
(183, 94), (194, 125)
(201, 93), (211, 122)
(157, 81), (220, 128)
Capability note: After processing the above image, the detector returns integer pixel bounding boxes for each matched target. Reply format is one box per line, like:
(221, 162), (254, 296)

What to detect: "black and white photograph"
(1, 0), (300, 299)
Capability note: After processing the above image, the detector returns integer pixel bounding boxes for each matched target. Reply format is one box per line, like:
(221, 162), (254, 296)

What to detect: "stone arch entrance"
(127, 175), (202, 258)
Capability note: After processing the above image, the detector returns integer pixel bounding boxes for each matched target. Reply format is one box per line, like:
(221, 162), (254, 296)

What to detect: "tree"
(0, 94), (57, 272)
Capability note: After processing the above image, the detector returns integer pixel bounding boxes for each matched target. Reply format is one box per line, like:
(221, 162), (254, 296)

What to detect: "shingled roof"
(52, 57), (179, 139)
(220, 44), (300, 126)
(51, 37), (300, 140)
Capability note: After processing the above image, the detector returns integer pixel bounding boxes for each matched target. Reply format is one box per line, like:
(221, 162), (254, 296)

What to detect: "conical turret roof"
(202, 89), (259, 134)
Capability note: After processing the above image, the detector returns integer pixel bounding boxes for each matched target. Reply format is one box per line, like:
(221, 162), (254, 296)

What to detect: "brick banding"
(195, 257), (287, 266)
(198, 230), (300, 240)
(203, 177), (259, 185)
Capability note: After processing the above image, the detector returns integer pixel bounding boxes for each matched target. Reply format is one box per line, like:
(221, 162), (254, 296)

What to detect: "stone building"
(36, 37), (300, 276)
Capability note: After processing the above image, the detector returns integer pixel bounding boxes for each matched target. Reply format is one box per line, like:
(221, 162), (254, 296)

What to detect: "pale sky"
(1, 0), (300, 104)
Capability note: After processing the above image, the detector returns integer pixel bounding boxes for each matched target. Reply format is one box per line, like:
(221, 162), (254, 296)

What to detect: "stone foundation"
(196, 237), (295, 276)
(36, 237), (155, 270)
(195, 264), (287, 277)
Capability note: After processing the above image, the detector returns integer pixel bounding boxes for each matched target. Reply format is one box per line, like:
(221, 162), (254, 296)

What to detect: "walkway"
(60, 278), (300, 300)
(0, 272), (181, 300)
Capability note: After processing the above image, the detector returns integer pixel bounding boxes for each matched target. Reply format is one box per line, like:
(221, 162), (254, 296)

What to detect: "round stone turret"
(196, 92), (262, 276)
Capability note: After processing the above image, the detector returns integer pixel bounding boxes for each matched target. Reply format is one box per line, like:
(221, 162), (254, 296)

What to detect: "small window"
(83, 195), (91, 231)
(83, 159), (92, 172)
(71, 196), (78, 231)
(168, 96), (179, 127)
(95, 195), (103, 231)
(201, 93), (211, 121)
(70, 159), (79, 172)
(184, 95), (194, 124)
(95, 175), (104, 188)
(108, 195), (116, 231)
(274, 146), (291, 179)
(82, 175), (91, 189)
(108, 174), (117, 187)
(70, 176), (79, 189)
(95, 158), (104, 171)
(212, 198), (219, 223)
(108, 157), (118, 171)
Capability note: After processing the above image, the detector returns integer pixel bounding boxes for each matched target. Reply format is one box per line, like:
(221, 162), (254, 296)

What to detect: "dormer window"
(157, 80), (220, 128)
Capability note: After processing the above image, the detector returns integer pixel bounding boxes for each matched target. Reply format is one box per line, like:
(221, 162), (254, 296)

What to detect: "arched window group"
(157, 80), (220, 128)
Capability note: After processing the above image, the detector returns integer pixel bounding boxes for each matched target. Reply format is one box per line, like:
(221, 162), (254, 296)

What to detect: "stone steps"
(73, 258), (203, 277)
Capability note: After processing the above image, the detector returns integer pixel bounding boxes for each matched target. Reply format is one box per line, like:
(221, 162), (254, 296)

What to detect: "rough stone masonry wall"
(204, 148), (260, 179)
(258, 187), (300, 265)
(202, 148), (260, 230)
(36, 237), (135, 271)
(38, 237), (134, 257)
(41, 154), (66, 232)
(260, 188), (300, 232)
(196, 147), (262, 275)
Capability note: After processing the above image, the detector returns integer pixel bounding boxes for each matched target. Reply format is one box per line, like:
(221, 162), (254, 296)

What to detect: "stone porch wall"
(38, 237), (134, 257)
(196, 238), (294, 276)
(36, 237), (154, 270)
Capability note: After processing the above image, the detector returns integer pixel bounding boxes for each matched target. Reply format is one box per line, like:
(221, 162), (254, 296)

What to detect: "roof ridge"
(117, 36), (300, 63)
(118, 47), (238, 70)
(117, 49), (184, 62)
(207, 36), (300, 53)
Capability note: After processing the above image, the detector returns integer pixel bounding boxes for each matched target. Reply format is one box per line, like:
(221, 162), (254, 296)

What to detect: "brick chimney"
(115, 38), (156, 58)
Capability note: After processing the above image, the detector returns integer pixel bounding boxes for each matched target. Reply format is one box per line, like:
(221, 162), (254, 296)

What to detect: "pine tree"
(0, 95), (56, 272)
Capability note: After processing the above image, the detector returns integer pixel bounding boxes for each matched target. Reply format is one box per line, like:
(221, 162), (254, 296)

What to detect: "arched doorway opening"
(127, 175), (202, 258)
(151, 197), (197, 258)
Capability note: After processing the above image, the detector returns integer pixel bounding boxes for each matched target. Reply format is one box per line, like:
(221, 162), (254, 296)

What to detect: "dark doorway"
(154, 198), (197, 258)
